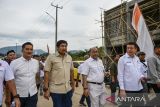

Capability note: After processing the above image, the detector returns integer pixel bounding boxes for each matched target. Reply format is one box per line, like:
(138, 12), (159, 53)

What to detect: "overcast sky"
(0, 0), (121, 53)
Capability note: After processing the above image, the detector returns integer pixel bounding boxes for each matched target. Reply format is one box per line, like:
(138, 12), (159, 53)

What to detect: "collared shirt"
(44, 52), (74, 93)
(10, 57), (39, 97)
(81, 57), (105, 83)
(118, 53), (143, 91)
(0, 60), (14, 105)
(147, 54), (160, 83)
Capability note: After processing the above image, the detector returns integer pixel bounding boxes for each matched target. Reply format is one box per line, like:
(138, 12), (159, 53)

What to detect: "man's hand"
(120, 90), (126, 99)
(83, 88), (89, 97)
(140, 77), (146, 83)
(5, 85), (11, 107)
(44, 90), (50, 100)
(5, 99), (11, 107)
(5, 94), (11, 107)
(14, 98), (20, 107)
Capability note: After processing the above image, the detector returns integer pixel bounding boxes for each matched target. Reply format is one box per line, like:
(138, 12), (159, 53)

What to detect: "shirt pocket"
(65, 60), (71, 69)
(53, 60), (63, 70)
(125, 62), (134, 72)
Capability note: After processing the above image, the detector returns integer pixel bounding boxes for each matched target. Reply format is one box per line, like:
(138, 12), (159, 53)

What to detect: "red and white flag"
(132, 3), (154, 58)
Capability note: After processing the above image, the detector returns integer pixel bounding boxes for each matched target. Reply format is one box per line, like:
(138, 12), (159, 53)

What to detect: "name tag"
(126, 62), (132, 66)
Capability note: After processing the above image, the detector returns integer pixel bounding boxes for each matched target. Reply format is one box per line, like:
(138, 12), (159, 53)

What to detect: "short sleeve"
(5, 63), (14, 81)
(70, 61), (74, 71)
(44, 55), (52, 72)
(81, 62), (90, 75)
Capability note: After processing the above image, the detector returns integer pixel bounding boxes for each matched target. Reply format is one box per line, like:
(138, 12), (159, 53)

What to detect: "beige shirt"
(44, 52), (74, 93)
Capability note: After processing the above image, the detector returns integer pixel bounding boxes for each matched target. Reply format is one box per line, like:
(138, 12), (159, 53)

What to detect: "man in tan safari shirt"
(43, 40), (75, 107)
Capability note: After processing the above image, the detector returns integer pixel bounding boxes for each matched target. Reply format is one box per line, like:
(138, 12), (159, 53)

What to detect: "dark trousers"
(19, 93), (38, 107)
(51, 90), (73, 107)
(79, 94), (91, 107)
(0, 105), (2, 107)
(146, 84), (160, 107)
(119, 90), (144, 107)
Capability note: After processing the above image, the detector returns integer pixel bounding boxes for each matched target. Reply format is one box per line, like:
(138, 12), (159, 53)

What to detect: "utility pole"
(51, 3), (63, 53)
(16, 43), (18, 54)
(100, 10), (104, 47)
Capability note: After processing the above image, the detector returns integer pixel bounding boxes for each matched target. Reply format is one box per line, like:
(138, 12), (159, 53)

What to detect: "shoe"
(79, 103), (87, 106)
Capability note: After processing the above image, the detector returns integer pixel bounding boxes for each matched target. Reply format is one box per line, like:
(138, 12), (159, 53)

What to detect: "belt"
(87, 81), (103, 85)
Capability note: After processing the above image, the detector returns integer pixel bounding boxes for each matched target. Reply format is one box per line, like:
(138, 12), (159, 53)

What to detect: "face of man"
(22, 45), (33, 60)
(57, 43), (67, 55)
(114, 55), (120, 62)
(139, 55), (145, 61)
(7, 52), (16, 61)
(155, 47), (160, 56)
(126, 45), (137, 57)
(90, 48), (99, 59)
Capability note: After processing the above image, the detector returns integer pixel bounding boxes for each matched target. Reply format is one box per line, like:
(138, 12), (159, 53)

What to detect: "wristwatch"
(43, 87), (48, 92)
(13, 94), (19, 99)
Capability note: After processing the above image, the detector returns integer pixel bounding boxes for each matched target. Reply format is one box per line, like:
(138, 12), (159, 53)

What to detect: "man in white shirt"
(118, 42), (145, 107)
(0, 59), (20, 107)
(10, 42), (39, 107)
(81, 47), (107, 107)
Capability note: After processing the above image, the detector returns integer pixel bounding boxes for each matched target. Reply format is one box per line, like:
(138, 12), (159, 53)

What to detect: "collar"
(89, 57), (99, 61)
(55, 52), (67, 57)
(21, 56), (32, 61)
(125, 53), (135, 58)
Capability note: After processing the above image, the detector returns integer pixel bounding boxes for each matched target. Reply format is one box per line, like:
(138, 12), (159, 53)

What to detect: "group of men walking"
(0, 40), (160, 107)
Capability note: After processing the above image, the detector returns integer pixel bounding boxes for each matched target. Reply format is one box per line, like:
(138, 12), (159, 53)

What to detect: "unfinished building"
(104, 0), (160, 57)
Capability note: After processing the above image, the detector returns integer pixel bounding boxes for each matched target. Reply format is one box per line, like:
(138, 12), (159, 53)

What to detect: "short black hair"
(22, 42), (33, 50)
(126, 42), (139, 50)
(7, 50), (15, 55)
(137, 51), (146, 57)
(154, 45), (160, 50)
(56, 40), (68, 47)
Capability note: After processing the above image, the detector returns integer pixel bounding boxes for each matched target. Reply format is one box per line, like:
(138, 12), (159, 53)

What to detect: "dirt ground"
(1, 85), (121, 107)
